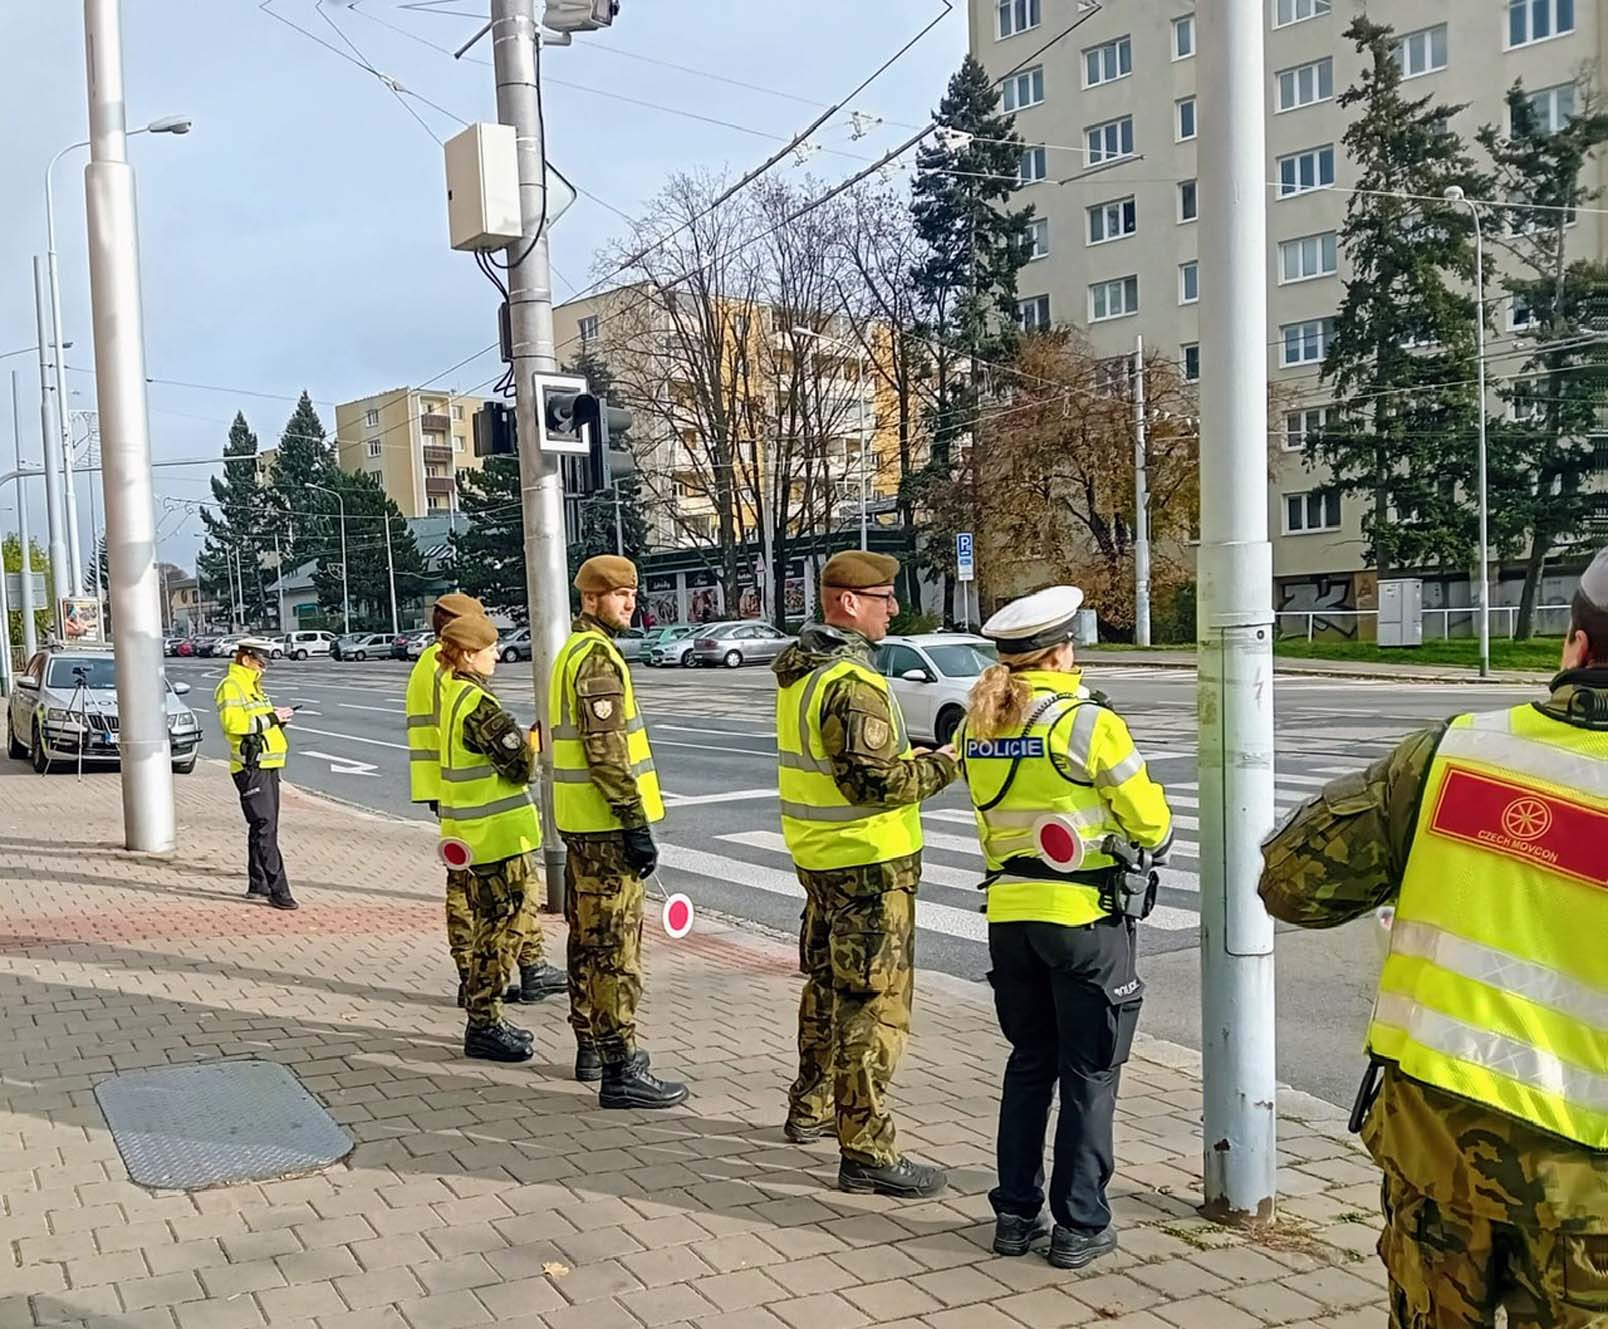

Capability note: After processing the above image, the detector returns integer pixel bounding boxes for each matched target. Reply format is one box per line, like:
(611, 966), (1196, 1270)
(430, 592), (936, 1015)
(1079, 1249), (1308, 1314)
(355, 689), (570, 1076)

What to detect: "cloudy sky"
(0, 0), (964, 572)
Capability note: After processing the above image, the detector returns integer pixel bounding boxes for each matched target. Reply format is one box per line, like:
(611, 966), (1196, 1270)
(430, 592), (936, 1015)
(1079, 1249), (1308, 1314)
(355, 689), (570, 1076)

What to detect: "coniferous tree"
(451, 457), (527, 622)
(1311, 17), (1488, 576)
(307, 469), (425, 631)
(197, 412), (273, 626)
(268, 391), (338, 566)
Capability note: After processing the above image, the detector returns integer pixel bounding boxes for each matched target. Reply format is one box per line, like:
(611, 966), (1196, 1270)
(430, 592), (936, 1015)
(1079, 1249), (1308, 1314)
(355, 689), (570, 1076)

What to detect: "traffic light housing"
(475, 376), (633, 494)
(568, 392), (635, 491)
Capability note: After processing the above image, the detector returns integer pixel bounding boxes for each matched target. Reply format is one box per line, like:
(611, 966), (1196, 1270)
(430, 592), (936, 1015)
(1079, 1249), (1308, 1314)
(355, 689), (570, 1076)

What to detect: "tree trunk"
(1515, 466), (1561, 641)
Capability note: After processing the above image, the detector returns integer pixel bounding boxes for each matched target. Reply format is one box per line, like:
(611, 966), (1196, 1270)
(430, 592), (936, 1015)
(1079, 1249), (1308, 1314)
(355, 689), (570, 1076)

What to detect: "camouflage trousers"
(1380, 1173), (1608, 1328)
(448, 852), (535, 1029)
(446, 862), (545, 978)
(561, 833), (643, 1065)
(787, 866), (917, 1166)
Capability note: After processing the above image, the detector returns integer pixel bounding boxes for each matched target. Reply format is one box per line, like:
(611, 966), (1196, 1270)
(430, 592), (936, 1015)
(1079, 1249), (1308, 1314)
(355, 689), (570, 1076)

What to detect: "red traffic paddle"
(1032, 815), (1086, 873)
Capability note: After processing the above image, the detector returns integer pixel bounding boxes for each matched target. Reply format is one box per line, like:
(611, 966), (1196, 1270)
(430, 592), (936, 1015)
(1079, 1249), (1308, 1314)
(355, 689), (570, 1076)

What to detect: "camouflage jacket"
(454, 670), (535, 786)
(1259, 670), (1608, 1230)
(569, 614), (649, 831)
(774, 623), (957, 892)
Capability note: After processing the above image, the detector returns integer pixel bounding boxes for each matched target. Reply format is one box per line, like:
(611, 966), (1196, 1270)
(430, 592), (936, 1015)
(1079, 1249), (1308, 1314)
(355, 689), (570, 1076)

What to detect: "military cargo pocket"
(831, 887), (914, 996)
(1561, 1233), (1608, 1311)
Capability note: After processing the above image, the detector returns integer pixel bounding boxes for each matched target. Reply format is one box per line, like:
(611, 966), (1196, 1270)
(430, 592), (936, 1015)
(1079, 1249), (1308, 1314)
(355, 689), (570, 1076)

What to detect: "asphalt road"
(167, 653), (1536, 1108)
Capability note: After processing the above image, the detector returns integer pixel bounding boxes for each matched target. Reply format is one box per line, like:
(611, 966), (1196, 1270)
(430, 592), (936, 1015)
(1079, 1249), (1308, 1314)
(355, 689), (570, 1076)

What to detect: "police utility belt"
(973, 693), (1163, 923)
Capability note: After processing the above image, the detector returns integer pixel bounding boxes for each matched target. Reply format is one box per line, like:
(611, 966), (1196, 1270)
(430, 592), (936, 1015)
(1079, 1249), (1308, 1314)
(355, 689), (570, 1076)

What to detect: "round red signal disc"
(1032, 815), (1085, 872)
(662, 893), (694, 939)
(439, 838), (474, 871)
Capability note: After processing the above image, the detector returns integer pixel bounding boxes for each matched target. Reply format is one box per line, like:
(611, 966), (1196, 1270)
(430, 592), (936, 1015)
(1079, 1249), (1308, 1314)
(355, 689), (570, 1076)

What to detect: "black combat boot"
(574, 1041), (603, 1083)
(783, 1119), (831, 1144)
(599, 1054), (689, 1110)
(992, 1212), (1050, 1257)
(501, 1020), (534, 1046)
(456, 978), (467, 1009)
(1048, 1223), (1118, 1270)
(464, 1022), (534, 1063)
(837, 1156), (948, 1198)
(504, 962), (567, 1003)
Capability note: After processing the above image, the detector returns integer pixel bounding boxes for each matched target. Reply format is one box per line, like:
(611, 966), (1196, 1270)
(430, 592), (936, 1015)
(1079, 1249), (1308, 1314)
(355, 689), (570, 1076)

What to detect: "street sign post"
(4, 572), (47, 604)
(955, 532), (974, 582)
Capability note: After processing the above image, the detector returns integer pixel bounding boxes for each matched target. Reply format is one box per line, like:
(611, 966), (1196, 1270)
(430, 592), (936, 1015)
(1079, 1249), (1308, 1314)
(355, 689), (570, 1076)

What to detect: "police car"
(874, 633), (997, 746)
(5, 642), (202, 775)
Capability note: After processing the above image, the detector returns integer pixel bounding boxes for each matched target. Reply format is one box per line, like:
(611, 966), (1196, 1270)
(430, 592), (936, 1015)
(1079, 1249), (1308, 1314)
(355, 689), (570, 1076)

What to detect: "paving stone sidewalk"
(0, 761), (1389, 1329)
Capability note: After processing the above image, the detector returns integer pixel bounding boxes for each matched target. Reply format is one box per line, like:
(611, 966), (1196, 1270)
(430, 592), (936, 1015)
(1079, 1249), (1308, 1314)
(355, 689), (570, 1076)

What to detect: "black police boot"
(574, 1041), (603, 1083)
(464, 1022), (534, 1063)
(837, 1156), (948, 1199)
(992, 1212), (1050, 1257)
(501, 1020), (534, 1046)
(1048, 1224), (1118, 1270)
(783, 1118), (832, 1144)
(599, 1054), (689, 1110)
(505, 962), (567, 1003)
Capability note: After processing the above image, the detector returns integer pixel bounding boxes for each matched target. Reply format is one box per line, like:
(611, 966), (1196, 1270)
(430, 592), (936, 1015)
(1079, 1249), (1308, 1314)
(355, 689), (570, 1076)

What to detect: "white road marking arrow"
(300, 748), (380, 777)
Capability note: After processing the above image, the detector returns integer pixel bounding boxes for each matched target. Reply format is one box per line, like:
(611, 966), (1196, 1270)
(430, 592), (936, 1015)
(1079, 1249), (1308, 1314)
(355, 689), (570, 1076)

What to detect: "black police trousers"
(232, 767), (292, 903)
(987, 914), (1143, 1231)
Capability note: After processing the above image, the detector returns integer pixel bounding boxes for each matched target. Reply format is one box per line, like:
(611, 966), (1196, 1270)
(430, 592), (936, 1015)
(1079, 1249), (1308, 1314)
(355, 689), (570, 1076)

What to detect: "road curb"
(1087, 654), (1551, 686)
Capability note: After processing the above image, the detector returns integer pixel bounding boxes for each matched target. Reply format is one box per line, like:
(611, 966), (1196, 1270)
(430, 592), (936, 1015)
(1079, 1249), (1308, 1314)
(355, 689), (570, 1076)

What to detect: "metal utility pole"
(492, 0), (571, 914)
(272, 533), (288, 631)
(308, 482), (350, 633)
(33, 258), (70, 631)
(382, 510), (399, 634)
(1197, 0), (1277, 1224)
(82, 0), (176, 853)
(48, 140), (90, 599)
(1133, 333), (1151, 648)
(11, 374), (40, 659)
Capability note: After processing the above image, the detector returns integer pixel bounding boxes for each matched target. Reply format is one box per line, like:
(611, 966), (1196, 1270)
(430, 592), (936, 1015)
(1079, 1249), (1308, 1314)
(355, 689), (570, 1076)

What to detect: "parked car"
(6, 644), (201, 775)
(192, 635), (222, 658)
(615, 627), (647, 662)
(174, 638), (197, 657)
(333, 632), (388, 661)
(643, 625), (698, 667)
(266, 635), (288, 660)
(498, 626), (532, 664)
(212, 634), (245, 658)
(163, 637), (184, 656)
(282, 629), (335, 660)
(876, 633), (997, 746)
(405, 631), (436, 660)
(686, 620), (793, 669)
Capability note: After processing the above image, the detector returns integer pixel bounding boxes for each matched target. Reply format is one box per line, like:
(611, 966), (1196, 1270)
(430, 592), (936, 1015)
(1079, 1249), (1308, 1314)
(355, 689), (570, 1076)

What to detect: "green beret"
(439, 614), (499, 653)
(434, 592), (484, 620)
(822, 550), (900, 590)
(574, 555), (638, 593)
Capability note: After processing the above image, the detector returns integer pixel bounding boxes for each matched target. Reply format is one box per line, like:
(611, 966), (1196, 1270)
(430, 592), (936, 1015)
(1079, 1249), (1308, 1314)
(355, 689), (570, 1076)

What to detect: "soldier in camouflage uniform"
(773, 550), (959, 1198)
(550, 555), (688, 1109)
(1259, 549), (1608, 1328)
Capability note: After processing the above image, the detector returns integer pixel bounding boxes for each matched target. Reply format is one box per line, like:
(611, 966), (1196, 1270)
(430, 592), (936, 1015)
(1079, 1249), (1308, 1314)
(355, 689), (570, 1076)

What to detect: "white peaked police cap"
(981, 585), (1086, 652)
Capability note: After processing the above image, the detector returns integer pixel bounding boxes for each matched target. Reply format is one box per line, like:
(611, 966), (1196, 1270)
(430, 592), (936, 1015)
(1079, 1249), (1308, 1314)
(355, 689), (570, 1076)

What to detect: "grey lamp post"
(1443, 185), (1491, 678)
(307, 483), (351, 634)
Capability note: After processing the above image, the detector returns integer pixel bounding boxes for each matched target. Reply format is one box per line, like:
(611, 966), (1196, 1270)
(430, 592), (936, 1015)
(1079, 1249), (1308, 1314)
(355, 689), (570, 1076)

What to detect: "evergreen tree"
(451, 456), (527, 622)
(307, 469), (426, 631)
(1311, 17), (1488, 576)
(197, 412), (273, 626)
(1478, 80), (1608, 636)
(268, 391), (338, 566)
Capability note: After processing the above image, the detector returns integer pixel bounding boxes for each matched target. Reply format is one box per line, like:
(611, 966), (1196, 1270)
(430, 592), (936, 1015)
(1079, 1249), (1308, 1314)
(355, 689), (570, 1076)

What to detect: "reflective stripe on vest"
(436, 674), (542, 866)
(405, 644), (446, 803)
(774, 658), (922, 870)
(546, 628), (665, 833)
(214, 664), (288, 773)
(1367, 705), (1608, 1149)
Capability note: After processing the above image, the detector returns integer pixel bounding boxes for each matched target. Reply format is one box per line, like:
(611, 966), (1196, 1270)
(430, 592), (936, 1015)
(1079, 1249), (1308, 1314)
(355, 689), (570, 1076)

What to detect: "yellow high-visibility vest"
(436, 673), (542, 866)
(214, 662), (288, 774)
(959, 670), (1171, 926)
(1368, 704), (1608, 1149)
(547, 626), (664, 834)
(775, 658), (923, 870)
(405, 642), (446, 804)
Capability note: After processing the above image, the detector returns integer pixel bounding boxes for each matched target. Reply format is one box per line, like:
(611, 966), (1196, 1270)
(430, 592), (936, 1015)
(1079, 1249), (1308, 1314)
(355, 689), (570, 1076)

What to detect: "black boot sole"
(575, 1064), (603, 1083)
(464, 1044), (534, 1063)
(838, 1171), (948, 1199)
(599, 1085), (689, 1110)
(993, 1227), (1050, 1257)
(784, 1121), (831, 1144)
(1047, 1236), (1118, 1270)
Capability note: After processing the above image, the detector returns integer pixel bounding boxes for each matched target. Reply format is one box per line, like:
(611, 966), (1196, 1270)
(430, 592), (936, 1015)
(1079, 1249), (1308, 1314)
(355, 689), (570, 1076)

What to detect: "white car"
(282, 630), (336, 661)
(875, 633), (997, 746)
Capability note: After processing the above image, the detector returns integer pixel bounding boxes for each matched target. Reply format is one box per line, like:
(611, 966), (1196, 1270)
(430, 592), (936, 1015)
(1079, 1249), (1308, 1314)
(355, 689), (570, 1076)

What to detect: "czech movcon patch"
(1429, 767), (1608, 889)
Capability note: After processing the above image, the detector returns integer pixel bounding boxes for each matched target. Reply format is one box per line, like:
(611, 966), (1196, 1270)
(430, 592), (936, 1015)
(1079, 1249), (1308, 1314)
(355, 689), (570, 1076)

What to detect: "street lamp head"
(1442, 185), (1466, 203)
(145, 116), (193, 135)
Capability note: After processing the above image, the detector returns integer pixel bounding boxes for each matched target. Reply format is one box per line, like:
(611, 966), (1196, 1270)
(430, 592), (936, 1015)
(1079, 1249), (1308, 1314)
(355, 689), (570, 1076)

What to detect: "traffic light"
(569, 393), (635, 492)
(473, 401), (517, 457)
(476, 375), (633, 494)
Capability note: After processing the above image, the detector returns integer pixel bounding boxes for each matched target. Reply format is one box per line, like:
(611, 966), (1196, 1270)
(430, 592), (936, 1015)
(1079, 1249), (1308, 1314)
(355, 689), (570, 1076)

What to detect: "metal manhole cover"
(95, 1060), (353, 1190)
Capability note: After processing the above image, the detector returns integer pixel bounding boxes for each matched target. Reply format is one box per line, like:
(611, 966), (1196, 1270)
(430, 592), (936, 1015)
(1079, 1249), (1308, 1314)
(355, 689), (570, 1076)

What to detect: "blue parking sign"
(956, 532), (974, 582)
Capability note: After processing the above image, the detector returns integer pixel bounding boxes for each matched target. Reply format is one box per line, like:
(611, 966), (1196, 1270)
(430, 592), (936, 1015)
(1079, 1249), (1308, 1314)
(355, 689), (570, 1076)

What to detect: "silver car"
(6, 646), (202, 775)
(686, 620), (794, 668)
(644, 625), (698, 667)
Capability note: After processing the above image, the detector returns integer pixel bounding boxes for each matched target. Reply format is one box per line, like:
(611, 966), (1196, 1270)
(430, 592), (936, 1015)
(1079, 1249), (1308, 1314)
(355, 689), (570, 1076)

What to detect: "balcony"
(425, 476), (456, 497)
(422, 444), (453, 466)
(420, 412), (451, 433)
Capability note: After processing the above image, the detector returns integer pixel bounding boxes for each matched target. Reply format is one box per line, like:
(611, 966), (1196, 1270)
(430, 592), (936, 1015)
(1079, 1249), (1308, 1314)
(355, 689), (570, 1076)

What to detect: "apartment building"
(973, 0), (1605, 619)
(332, 388), (487, 519)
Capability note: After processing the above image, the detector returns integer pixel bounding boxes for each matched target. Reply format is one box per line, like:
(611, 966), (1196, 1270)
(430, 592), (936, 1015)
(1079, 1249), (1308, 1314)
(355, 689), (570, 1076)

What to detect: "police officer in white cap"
(956, 586), (1172, 1270)
(214, 637), (299, 910)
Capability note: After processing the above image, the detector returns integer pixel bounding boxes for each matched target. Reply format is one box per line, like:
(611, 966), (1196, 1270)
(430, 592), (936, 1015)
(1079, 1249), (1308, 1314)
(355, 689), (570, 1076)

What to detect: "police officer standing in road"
(1260, 548), (1608, 1327)
(958, 586), (1172, 1269)
(215, 637), (299, 911)
(774, 550), (958, 1198)
(436, 613), (546, 1064)
(408, 592), (564, 1009)
(549, 555), (688, 1109)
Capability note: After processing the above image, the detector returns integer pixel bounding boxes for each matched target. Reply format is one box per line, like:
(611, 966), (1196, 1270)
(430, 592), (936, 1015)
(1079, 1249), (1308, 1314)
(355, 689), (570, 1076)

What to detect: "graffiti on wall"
(1278, 575), (1360, 639)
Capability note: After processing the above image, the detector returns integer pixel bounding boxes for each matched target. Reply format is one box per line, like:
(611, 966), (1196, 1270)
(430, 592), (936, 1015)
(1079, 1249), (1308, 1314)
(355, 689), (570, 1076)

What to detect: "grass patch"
(1272, 637), (1562, 672)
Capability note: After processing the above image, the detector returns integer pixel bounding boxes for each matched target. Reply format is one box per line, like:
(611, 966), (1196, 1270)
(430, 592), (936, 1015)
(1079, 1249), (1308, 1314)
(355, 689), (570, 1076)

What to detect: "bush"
(891, 609), (941, 635)
(1153, 582), (1197, 645)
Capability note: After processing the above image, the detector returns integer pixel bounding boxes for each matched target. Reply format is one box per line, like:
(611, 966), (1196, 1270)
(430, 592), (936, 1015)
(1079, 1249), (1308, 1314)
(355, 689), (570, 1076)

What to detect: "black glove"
(621, 826), (658, 878)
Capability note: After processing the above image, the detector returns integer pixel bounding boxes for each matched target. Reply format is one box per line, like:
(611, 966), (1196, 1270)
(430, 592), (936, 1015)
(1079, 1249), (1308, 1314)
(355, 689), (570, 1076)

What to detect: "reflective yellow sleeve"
(1088, 709), (1172, 849)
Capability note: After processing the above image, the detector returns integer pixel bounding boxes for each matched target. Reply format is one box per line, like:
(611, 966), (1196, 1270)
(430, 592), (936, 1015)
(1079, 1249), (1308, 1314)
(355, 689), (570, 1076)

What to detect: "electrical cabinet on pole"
(1197, 0), (1278, 1222)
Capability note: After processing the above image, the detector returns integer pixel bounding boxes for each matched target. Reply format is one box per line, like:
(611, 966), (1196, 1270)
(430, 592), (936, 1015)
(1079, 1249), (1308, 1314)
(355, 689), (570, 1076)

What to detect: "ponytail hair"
(967, 644), (1066, 737)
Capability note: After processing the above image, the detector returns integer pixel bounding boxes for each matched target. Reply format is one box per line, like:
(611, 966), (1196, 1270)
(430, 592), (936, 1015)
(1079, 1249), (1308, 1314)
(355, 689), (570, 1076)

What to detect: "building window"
(1281, 318), (1337, 366)
(1027, 217), (1050, 260)
(1090, 275), (1140, 322)
(1393, 24), (1448, 78)
(1086, 116), (1135, 166)
(1275, 0), (1331, 26)
(1002, 66), (1045, 112)
(1173, 15), (1195, 59)
(577, 314), (599, 343)
(1084, 36), (1133, 87)
(451, 404), (464, 420)
(1178, 179), (1198, 223)
(1509, 0), (1573, 48)
(453, 435), (466, 452)
(998, 0), (1041, 39)
(1179, 261), (1200, 304)
(1017, 294), (1052, 332)
(365, 438), (382, 458)
(1526, 83), (1577, 134)
(1182, 344), (1200, 383)
(1087, 196), (1137, 245)
(1019, 145), (1048, 184)
(1284, 407), (1328, 450)
(1510, 381), (1548, 423)
(364, 409), (379, 427)
(1279, 231), (1339, 283)
(1176, 97), (1197, 142)
(428, 495), (446, 512)
(1284, 490), (1342, 534)
(1509, 292), (1535, 331)
(1277, 144), (1336, 197)
(1277, 58), (1334, 113)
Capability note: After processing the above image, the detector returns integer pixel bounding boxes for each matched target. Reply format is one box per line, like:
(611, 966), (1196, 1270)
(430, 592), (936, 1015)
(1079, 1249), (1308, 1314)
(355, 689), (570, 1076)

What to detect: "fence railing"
(1275, 605), (1573, 642)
